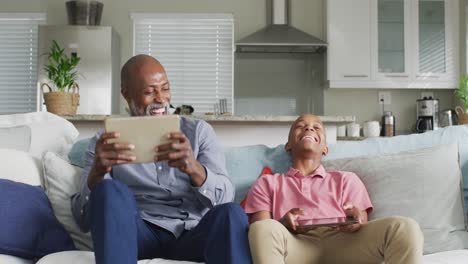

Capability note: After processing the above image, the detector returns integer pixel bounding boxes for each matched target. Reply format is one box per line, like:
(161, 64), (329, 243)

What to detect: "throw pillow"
(68, 138), (92, 168)
(42, 152), (93, 250)
(322, 144), (466, 254)
(0, 179), (75, 259)
(0, 149), (43, 186)
(240, 166), (273, 209)
(224, 144), (291, 203)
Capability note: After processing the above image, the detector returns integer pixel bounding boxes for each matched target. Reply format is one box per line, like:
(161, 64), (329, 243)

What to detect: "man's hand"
(155, 132), (206, 187)
(338, 202), (367, 233)
(88, 132), (136, 189)
(279, 208), (308, 234)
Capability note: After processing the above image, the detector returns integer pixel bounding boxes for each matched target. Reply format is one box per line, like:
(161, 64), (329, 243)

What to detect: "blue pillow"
(225, 144), (291, 203)
(0, 179), (76, 259)
(68, 138), (92, 168)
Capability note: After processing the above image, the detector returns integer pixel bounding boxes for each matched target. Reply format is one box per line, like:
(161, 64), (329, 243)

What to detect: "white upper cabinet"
(413, 0), (459, 84)
(372, 0), (411, 81)
(327, 0), (371, 82)
(327, 0), (459, 89)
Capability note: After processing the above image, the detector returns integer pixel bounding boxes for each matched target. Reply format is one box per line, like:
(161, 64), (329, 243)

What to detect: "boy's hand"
(279, 208), (307, 234)
(338, 203), (366, 233)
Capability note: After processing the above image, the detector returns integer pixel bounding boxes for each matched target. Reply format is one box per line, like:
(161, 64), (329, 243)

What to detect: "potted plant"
(41, 40), (81, 115)
(455, 75), (468, 125)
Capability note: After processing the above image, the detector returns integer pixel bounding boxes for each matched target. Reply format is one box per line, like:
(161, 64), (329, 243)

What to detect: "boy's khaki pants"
(248, 216), (424, 264)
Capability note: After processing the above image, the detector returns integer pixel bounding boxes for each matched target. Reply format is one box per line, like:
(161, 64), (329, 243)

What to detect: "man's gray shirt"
(71, 116), (234, 238)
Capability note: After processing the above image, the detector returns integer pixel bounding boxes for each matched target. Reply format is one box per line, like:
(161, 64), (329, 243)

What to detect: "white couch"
(0, 112), (467, 264)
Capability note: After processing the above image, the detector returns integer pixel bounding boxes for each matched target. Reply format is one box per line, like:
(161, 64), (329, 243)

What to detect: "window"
(0, 13), (46, 114)
(132, 13), (234, 114)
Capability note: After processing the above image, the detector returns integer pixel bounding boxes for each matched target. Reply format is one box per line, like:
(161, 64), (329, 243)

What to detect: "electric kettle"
(439, 109), (458, 127)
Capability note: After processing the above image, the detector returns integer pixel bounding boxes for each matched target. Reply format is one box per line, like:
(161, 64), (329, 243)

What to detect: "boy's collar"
(287, 165), (326, 178)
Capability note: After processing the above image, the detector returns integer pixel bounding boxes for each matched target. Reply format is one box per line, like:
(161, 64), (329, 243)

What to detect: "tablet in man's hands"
(296, 217), (358, 231)
(104, 115), (180, 163)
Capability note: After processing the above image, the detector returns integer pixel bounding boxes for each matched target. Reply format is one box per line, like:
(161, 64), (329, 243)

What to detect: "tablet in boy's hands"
(296, 217), (358, 231)
(104, 115), (180, 164)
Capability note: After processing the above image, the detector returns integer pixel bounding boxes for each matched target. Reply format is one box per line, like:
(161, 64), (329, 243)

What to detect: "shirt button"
(158, 166), (162, 170)
(80, 209), (83, 215)
(85, 196), (89, 201)
(213, 202), (217, 206)
(203, 189), (207, 194)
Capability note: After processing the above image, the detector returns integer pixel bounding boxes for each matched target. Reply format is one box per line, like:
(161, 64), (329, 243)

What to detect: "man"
(244, 114), (423, 264)
(71, 54), (252, 264)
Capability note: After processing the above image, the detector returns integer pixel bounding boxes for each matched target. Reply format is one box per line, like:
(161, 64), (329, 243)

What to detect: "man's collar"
(286, 165), (326, 178)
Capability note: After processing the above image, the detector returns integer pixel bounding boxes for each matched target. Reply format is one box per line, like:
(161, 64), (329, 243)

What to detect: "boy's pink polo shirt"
(243, 165), (373, 220)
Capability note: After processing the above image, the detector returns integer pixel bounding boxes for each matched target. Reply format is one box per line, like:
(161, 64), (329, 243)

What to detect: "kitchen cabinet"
(372, 0), (411, 81)
(413, 0), (458, 83)
(327, 0), (459, 89)
(327, 0), (372, 82)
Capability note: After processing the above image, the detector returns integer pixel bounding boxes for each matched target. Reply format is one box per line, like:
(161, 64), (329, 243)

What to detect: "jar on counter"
(381, 111), (395, 137)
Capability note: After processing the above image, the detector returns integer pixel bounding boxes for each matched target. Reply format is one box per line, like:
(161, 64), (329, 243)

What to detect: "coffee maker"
(416, 97), (439, 133)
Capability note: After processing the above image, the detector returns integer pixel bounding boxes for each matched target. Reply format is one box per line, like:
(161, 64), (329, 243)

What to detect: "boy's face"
(286, 114), (328, 157)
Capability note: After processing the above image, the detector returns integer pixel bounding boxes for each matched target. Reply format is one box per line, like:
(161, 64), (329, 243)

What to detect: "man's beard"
(128, 101), (169, 116)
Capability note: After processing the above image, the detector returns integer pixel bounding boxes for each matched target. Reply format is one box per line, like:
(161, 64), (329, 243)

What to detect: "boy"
(244, 114), (423, 264)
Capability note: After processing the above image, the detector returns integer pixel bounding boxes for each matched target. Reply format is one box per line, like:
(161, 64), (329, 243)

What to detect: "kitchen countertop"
(336, 136), (366, 141)
(61, 114), (356, 125)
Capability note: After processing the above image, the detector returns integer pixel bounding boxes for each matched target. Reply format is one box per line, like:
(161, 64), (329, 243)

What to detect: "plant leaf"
(43, 40), (81, 93)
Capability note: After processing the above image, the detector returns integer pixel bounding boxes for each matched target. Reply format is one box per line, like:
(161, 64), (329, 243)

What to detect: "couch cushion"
(0, 254), (33, 264)
(239, 166), (273, 209)
(224, 144), (292, 203)
(0, 112), (78, 158)
(322, 144), (466, 254)
(0, 149), (43, 186)
(0, 125), (31, 152)
(33, 250), (468, 264)
(325, 125), (468, 214)
(222, 126), (468, 211)
(42, 152), (93, 250)
(422, 250), (468, 264)
(0, 179), (76, 259)
(70, 125), (468, 207)
(36, 251), (202, 264)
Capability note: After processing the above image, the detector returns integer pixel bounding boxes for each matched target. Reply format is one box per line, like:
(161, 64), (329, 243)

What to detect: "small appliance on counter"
(439, 109), (457, 127)
(416, 97), (439, 133)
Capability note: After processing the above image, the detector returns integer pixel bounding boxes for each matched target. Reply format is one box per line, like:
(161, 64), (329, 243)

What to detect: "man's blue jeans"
(87, 179), (252, 264)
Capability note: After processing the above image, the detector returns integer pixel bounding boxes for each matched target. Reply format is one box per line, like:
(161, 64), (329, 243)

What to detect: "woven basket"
(42, 83), (80, 115)
(456, 106), (468, 125)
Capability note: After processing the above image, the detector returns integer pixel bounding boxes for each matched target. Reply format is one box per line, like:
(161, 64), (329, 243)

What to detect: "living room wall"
(1, 0), (464, 134)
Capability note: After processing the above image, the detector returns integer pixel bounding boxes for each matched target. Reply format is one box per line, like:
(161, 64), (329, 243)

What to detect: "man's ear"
(285, 142), (291, 152)
(322, 146), (329, 156)
(121, 86), (129, 101)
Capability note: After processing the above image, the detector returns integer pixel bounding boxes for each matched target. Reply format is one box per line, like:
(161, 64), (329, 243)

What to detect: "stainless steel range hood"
(236, 0), (327, 53)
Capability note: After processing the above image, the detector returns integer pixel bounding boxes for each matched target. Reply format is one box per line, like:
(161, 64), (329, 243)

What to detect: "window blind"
(0, 13), (45, 114)
(132, 13), (234, 114)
